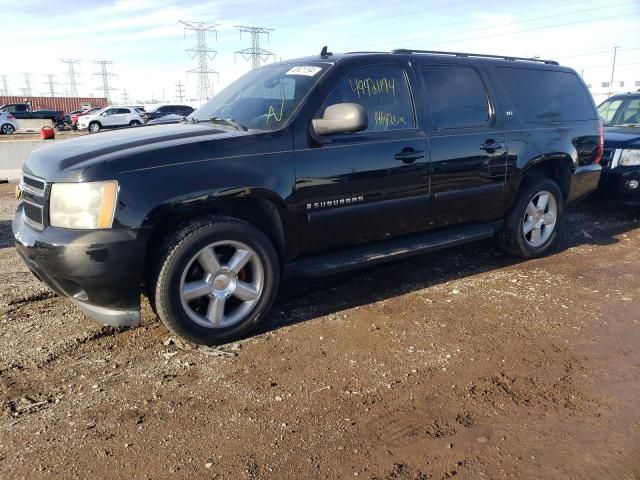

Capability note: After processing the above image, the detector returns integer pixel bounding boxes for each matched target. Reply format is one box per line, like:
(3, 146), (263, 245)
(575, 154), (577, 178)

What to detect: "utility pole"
(234, 26), (275, 69)
(94, 60), (117, 101)
(43, 74), (59, 97)
(121, 88), (130, 104)
(60, 59), (81, 97)
(22, 73), (33, 97)
(0, 75), (8, 96)
(180, 20), (219, 101)
(176, 80), (185, 102)
(609, 46), (619, 97)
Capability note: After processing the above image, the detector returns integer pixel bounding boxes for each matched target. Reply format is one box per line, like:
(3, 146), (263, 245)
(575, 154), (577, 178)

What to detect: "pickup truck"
(13, 48), (602, 345)
(0, 103), (65, 127)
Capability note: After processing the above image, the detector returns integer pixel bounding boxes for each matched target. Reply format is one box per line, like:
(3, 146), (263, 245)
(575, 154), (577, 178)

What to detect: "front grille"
(23, 201), (44, 227)
(600, 148), (614, 168)
(22, 173), (45, 195)
(20, 173), (47, 230)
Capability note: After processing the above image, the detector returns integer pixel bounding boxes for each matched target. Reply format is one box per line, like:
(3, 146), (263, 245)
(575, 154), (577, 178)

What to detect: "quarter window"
(421, 65), (490, 128)
(318, 65), (415, 133)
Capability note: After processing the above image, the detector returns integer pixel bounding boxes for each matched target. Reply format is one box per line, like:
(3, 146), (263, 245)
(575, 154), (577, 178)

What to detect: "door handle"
(479, 141), (504, 152)
(395, 149), (425, 163)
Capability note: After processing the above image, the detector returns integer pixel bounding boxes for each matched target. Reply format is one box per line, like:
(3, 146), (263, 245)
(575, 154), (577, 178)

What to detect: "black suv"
(13, 49), (602, 345)
(143, 104), (195, 122)
(597, 91), (640, 204)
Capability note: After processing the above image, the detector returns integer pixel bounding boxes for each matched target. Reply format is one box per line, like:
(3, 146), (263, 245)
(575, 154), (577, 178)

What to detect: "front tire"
(152, 217), (280, 345)
(1, 124), (15, 135)
(498, 178), (563, 258)
(88, 122), (101, 133)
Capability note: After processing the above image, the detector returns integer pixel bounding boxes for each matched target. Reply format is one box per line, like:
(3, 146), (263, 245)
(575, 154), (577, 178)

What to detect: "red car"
(71, 107), (102, 130)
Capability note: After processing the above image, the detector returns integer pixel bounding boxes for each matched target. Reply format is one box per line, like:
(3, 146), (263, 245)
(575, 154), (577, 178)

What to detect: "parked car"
(13, 48), (602, 345)
(77, 106), (144, 133)
(70, 107), (102, 130)
(597, 91), (640, 205)
(143, 104), (194, 122)
(0, 103), (64, 127)
(147, 113), (186, 125)
(0, 111), (17, 134)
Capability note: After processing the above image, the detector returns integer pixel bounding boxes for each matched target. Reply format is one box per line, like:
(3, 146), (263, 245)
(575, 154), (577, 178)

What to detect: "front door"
(420, 63), (508, 226)
(293, 63), (429, 254)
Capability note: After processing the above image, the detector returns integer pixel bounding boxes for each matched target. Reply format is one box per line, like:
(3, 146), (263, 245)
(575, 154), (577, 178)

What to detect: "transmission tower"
(43, 74), (59, 97)
(0, 75), (8, 96)
(22, 73), (33, 97)
(60, 59), (81, 97)
(94, 60), (117, 101)
(180, 20), (219, 100)
(121, 88), (130, 104)
(176, 80), (185, 102)
(234, 26), (275, 69)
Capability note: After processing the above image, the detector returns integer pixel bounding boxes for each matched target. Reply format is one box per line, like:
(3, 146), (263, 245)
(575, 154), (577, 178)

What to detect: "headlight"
(619, 149), (640, 167)
(49, 181), (118, 229)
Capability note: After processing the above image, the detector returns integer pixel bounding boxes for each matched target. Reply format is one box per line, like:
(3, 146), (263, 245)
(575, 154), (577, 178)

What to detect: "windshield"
(598, 97), (640, 126)
(188, 62), (330, 131)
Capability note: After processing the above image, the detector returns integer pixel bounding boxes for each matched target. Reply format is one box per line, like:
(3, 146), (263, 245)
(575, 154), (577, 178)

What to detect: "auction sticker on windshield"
(286, 66), (322, 76)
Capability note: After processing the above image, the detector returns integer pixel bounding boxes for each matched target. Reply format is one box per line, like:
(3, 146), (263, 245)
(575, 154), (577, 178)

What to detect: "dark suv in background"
(143, 104), (194, 122)
(597, 91), (640, 204)
(13, 49), (602, 345)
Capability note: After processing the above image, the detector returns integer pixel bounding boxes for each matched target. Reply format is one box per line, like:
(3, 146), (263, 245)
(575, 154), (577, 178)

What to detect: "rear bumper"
(12, 205), (148, 327)
(567, 164), (602, 204)
(599, 166), (640, 205)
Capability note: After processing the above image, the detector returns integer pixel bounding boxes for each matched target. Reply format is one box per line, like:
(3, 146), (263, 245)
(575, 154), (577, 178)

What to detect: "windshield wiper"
(209, 117), (248, 131)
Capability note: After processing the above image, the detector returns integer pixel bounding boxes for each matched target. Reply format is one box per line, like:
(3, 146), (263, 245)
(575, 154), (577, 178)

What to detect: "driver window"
(317, 64), (415, 133)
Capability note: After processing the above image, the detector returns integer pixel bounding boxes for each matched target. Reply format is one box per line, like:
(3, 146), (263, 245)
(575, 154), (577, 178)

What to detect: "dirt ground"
(0, 182), (639, 479)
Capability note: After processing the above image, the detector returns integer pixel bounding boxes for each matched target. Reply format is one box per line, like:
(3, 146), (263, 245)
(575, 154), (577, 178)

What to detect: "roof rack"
(390, 49), (559, 65)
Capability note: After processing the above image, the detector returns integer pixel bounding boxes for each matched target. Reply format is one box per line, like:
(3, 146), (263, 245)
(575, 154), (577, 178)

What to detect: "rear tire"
(498, 178), (563, 258)
(129, 120), (141, 127)
(151, 216), (280, 345)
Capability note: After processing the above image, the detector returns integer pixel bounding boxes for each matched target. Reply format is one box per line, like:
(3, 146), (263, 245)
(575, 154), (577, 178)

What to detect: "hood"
(604, 126), (640, 149)
(23, 123), (251, 181)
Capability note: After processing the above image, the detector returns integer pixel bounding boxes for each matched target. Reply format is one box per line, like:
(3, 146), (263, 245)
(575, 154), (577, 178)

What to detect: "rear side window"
(421, 65), (490, 128)
(495, 67), (596, 123)
(319, 64), (415, 133)
(117, 108), (131, 114)
(598, 99), (623, 125)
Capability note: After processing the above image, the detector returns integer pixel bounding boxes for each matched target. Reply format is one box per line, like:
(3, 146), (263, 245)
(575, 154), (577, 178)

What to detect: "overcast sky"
(0, 0), (638, 104)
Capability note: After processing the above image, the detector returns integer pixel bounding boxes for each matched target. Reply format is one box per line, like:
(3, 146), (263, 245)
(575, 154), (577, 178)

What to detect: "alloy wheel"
(522, 190), (557, 247)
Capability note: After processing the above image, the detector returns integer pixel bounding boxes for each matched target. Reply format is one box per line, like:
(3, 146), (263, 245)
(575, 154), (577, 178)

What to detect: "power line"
(180, 20), (219, 101)
(60, 59), (81, 97)
(235, 26), (276, 70)
(176, 80), (185, 102)
(22, 73), (33, 97)
(43, 74), (59, 97)
(94, 60), (117, 101)
(0, 75), (8, 96)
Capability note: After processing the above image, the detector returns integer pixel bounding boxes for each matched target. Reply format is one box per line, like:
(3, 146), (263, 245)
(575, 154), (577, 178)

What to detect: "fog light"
(627, 179), (639, 190)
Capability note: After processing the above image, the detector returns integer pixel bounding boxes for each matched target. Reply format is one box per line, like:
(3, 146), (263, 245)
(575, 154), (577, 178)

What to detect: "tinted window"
(158, 106), (170, 113)
(618, 99), (640, 125)
(495, 67), (596, 123)
(104, 109), (116, 115)
(318, 64), (415, 132)
(117, 108), (131, 114)
(421, 65), (489, 128)
(598, 99), (623, 125)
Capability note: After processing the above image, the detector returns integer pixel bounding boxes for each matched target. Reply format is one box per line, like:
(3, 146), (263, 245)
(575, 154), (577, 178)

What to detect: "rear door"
(419, 62), (509, 226)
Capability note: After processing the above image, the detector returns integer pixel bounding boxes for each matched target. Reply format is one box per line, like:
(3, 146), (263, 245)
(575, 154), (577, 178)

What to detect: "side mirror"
(311, 103), (367, 136)
(101, 112), (108, 117)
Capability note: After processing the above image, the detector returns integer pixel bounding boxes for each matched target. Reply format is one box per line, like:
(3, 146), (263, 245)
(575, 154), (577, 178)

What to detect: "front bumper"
(12, 205), (148, 327)
(599, 166), (640, 205)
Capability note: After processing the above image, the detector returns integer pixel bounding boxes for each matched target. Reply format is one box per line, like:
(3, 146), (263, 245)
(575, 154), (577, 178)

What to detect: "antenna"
(180, 20), (219, 101)
(60, 59), (81, 97)
(43, 74), (59, 97)
(94, 60), (117, 101)
(234, 26), (275, 69)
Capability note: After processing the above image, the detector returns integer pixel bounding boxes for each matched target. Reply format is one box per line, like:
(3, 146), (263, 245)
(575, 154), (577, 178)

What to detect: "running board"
(290, 224), (497, 277)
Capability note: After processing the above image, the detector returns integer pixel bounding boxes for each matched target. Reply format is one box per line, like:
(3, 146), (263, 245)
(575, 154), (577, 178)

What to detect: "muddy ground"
(0, 182), (638, 479)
